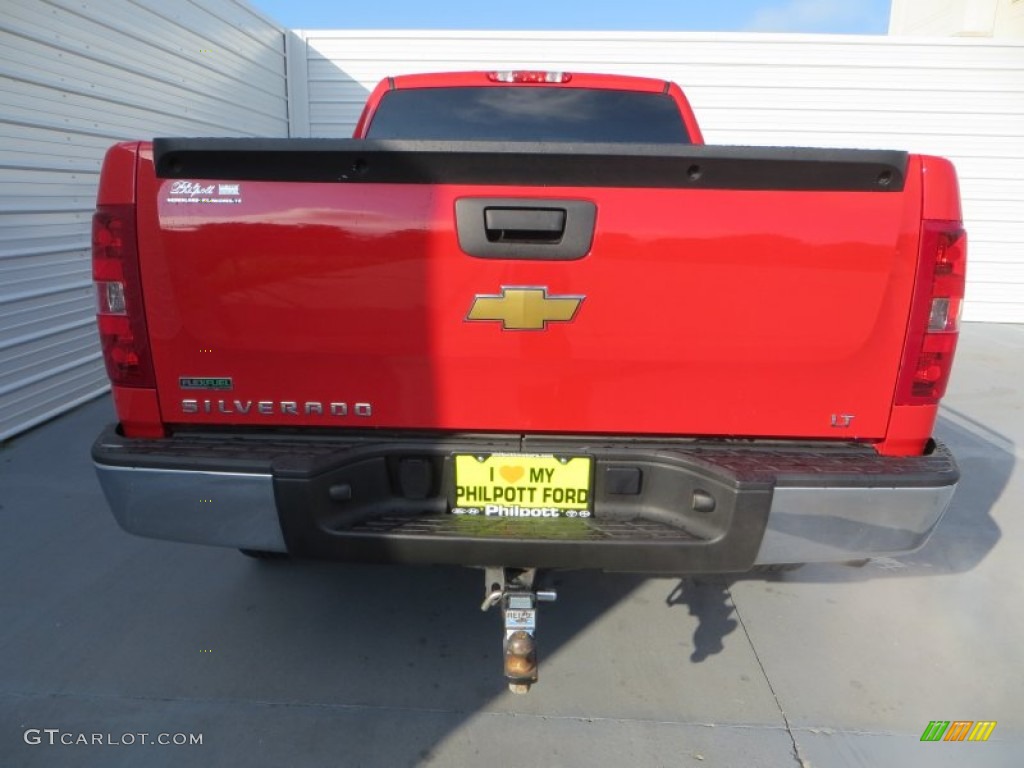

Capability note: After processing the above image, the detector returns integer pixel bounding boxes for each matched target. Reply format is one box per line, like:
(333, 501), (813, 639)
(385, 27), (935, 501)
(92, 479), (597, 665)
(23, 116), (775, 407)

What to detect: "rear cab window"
(365, 86), (691, 143)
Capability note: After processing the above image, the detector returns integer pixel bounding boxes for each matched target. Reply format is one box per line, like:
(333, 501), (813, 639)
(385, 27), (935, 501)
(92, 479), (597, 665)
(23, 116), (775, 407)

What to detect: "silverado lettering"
(91, 70), (964, 692)
(180, 400), (372, 416)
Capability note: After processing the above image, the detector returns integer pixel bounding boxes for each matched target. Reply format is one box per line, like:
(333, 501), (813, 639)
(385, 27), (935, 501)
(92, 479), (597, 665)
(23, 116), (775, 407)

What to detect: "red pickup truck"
(91, 71), (964, 689)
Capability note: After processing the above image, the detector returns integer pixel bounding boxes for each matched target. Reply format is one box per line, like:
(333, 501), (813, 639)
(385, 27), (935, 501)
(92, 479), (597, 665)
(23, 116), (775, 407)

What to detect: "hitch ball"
(504, 630), (538, 685)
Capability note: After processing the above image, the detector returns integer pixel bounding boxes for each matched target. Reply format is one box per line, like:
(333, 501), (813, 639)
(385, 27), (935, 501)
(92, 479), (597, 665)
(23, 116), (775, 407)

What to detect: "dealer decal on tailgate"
(453, 454), (592, 518)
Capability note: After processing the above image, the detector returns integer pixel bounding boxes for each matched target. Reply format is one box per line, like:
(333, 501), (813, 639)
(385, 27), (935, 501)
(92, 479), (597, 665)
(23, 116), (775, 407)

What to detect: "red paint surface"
(96, 142), (139, 205)
(131, 147), (928, 444)
(112, 385), (164, 438)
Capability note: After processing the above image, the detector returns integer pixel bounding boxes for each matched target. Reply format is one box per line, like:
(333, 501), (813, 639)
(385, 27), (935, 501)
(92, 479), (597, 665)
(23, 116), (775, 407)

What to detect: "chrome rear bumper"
(95, 465), (287, 553)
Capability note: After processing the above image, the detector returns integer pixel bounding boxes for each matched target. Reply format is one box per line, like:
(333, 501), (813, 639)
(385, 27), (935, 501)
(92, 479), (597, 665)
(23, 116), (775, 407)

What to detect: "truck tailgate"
(137, 141), (922, 440)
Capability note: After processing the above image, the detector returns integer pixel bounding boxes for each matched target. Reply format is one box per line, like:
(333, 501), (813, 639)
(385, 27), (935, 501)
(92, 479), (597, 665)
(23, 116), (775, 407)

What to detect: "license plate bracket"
(452, 453), (593, 518)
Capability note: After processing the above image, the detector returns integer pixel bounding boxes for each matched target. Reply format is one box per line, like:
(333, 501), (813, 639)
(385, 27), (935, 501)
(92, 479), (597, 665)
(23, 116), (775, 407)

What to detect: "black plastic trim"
(271, 448), (771, 573)
(91, 426), (959, 489)
(152, 138), (909, 192)
(455, 198), (596, 259)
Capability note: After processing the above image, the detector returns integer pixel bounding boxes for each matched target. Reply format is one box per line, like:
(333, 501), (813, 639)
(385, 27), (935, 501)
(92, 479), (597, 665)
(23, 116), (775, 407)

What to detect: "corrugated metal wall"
(293, 30), (1024, 325)
(0, 0), (288, 441)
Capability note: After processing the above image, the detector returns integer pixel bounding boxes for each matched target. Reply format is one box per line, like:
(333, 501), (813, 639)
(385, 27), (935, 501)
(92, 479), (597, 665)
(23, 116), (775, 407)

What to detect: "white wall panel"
(891, 0), (1024, 37)
(0, 0), (288, 441)
(296, 30), (1024, 324)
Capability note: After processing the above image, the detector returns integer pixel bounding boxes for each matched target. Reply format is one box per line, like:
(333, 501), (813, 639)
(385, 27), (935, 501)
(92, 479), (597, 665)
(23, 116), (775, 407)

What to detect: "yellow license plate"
(453, 453), (592, 518)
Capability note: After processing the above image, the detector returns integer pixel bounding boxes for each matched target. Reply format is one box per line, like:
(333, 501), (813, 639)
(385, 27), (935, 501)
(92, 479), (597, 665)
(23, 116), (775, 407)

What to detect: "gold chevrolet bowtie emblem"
(466, 287), (584, 331)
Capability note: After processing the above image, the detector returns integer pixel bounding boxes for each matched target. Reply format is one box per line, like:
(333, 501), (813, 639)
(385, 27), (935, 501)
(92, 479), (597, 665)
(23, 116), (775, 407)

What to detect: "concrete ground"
(1, 322), (1021, 768)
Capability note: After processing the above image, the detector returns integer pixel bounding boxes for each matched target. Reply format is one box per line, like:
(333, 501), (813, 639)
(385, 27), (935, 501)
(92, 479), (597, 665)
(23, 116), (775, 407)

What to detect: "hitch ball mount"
(481, 567), (557, 694)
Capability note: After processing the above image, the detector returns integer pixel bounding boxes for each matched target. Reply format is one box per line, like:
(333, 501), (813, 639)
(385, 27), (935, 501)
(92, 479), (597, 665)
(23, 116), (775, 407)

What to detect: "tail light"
(92, 204), (155, 388)
(895, 221), (967, 405)
(488, 71), (572, 84)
